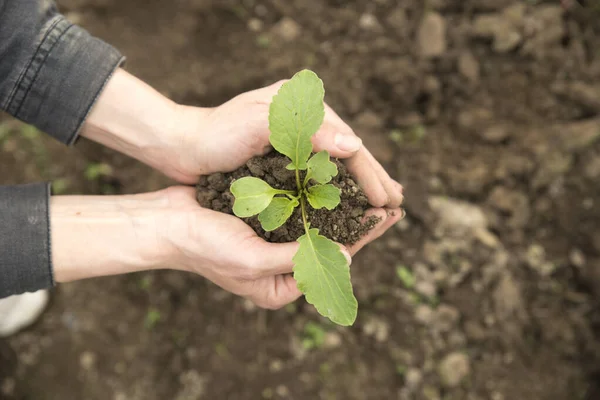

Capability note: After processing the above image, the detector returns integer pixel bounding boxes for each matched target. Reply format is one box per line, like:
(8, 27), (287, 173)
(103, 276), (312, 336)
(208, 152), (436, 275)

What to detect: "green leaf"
(268, 70), (325, 170)
(258, 197), (299, 231)
(294, 228), (357, 326)
(396, 265), (415, 289)
(231, 177), (279, 217)
(307, 151), (338, 184)
(306, 184), (341, 210)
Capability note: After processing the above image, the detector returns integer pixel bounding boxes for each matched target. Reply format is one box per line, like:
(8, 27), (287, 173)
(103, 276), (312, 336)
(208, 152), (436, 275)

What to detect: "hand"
(51, 187), (403, 310)
(158, 187), (403, 309)
(175, 80), (404, 209)
(84, 69), (403, 209)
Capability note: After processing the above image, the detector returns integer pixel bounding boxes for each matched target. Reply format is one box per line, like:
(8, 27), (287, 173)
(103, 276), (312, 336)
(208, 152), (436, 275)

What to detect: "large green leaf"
(307, 151), (338, 184)
(306, 184), (341, 210)
(269, 70), (325, 171)
(293, 228), (357, 326)
(258, 197), (299, 231)
(230, 177), (279, 217)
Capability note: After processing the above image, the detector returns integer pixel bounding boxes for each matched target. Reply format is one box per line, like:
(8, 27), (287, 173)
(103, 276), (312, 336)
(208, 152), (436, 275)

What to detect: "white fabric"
(0, 290), (48, 337)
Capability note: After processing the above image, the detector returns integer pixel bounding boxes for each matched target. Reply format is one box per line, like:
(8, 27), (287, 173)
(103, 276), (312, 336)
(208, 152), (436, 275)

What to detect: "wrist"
(50, 191), (173, 283)
(81, 69), (196, 182)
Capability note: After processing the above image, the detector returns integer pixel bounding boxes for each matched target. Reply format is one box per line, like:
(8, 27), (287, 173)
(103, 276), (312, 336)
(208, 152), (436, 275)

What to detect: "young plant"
(230, 70), (358, 326)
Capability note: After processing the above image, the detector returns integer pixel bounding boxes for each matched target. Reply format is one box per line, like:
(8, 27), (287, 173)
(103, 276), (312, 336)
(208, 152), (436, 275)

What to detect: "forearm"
(80, 69), (208, 183)
(50, 191), (171, 283)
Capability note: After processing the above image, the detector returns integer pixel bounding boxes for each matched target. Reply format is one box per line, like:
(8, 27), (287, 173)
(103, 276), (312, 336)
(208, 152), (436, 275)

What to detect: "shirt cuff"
(0, 183), (53, 298)
(5, 14), (125, 145)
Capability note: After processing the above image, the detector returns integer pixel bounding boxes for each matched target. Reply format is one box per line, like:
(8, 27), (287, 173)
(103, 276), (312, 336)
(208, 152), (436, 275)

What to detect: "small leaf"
(306, 184), (341, 210)
(307, 151), (338, 184)
(258, 197), (299, 231)
(269, 70), (325, 170)
(231, 177), (279, 217)
(294, 228), (357, 326)
(396, 265), (415, 289)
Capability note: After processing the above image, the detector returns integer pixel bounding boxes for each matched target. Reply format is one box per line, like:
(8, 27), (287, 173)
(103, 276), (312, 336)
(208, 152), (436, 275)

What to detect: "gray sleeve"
(0, 0), (125, 144)
(0, 0), (125, 297)
(0, 183), (52, 298)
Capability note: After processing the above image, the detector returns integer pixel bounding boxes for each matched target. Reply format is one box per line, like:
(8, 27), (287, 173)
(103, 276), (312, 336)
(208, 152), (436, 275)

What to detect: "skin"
(52, 69), (405, 310)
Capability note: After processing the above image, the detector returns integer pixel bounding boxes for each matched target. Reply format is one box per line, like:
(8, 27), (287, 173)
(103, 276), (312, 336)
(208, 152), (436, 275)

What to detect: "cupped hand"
(173, 80), (403, 210)
(159, 186), (403, 309)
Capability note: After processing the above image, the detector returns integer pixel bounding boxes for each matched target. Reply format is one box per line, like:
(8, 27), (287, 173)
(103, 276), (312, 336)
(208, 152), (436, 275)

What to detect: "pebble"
(458, 51), (480, 83)
(482, 125), (510, 143)
(359, 13), (382, 31)
(272, 17), (301, 41)
(404, 368), (423, 392)
(247, 18), (263, 32)
(415, 281), (437, 299)
(323, 332), (342, 349)
(569, 249), (585, 268)
(417, 12), (447, 58)
(80, 351), (96, 371)
(363, 317), (390, 342)
(438, 352), (471, 388)
(433, 305), (460, 332)
(415, 305), (434, 325)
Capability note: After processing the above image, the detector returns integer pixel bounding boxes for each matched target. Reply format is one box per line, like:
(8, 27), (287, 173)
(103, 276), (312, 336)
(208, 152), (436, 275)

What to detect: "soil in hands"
(196, 152), (380, 245)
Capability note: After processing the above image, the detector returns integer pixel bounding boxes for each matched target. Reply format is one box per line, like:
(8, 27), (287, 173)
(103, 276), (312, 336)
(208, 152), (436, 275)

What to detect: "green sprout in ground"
(230, 70), (358, 326)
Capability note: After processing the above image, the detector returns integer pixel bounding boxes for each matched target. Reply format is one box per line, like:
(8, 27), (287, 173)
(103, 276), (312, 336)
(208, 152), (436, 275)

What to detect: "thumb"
(312, 125), (363, 159)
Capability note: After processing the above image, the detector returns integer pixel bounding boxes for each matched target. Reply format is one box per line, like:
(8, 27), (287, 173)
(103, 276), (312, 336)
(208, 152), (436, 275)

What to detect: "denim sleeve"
(0, 0), (124, 297)
(0, 183), (52, 298)
(0, 0), (125, 144)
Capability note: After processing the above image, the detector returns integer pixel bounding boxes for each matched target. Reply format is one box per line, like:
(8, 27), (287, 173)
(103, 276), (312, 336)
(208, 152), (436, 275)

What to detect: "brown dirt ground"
(2, 0), (600, 399)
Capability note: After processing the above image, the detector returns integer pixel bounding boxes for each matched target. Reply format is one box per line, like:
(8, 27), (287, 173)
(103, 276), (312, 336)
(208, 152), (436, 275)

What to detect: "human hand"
(51, 186), (403, 310)
(174, 80), (404, 210)
(158, 187), (402, 308)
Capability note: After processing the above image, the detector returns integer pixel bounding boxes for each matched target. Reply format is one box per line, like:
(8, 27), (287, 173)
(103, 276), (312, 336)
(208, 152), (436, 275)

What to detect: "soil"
(2, 0), (600, 399)
(196, 153), (379, 244)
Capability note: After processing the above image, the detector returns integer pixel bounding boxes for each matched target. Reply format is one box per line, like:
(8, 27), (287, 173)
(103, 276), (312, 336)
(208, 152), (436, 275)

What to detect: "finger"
(345, 147), (390, 208)
(253, 241), (299, 278)
(347, 208), (405, 255)
(362, 147), (404, 208)
(251, 274), (302, 310)
(312, 104), (362, 158)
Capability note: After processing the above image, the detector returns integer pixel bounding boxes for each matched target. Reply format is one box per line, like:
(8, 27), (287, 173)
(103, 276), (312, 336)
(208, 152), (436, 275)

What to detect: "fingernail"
(334, 133), (362, 152)
(399, 208), (407, 220)
(341, 249), (352, 265)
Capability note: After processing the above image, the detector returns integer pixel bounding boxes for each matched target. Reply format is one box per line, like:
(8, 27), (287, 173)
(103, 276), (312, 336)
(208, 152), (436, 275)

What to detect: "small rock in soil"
(359, 13), (382, 31)
(458, 51), (480, 83)
(404, 368), (423, 392)
(433, 305), (460, 333)
(417, 12), (447, 58)
(362, 316), (390, 342)
(438, 352), (471, 388)
(271, 17), (301, 41)
(415, 305), (434, 325)
(481, 125), (510, 143)
(79, 351), (96, 371)
(323, 332), (342, 349)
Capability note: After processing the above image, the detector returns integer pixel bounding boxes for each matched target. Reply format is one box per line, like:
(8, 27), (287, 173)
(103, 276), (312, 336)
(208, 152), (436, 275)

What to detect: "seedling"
(230, 70), (358, 326)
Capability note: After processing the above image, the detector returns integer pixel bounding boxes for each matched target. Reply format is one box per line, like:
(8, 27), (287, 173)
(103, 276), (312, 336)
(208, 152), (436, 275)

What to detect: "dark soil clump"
(196, 152), (379, 245)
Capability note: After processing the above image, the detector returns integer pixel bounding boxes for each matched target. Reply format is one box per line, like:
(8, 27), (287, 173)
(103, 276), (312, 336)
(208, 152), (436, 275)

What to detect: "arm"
(0, 0), (122, 297)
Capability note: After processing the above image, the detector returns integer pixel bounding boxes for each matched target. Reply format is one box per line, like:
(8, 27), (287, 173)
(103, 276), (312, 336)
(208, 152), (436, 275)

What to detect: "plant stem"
(300, 195), (309, 230)
(296, 169), (310, 231)
(295, 169), (302, 192)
